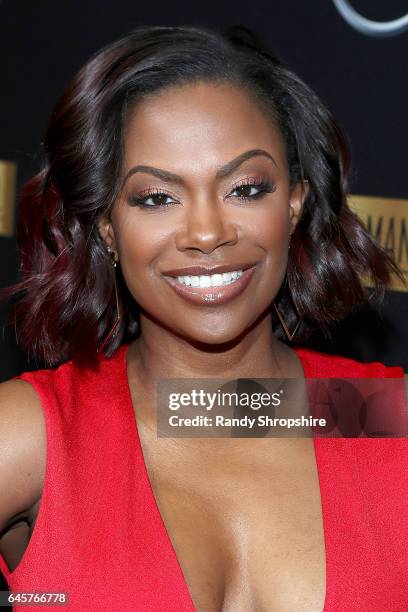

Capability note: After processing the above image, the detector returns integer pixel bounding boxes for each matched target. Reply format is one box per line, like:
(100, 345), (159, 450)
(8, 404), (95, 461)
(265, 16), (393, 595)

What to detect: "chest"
(138, 431), (327, 611)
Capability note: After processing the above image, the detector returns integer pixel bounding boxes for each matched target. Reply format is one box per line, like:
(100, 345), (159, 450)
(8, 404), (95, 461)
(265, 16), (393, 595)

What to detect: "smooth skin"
(1, 81), (407, 610)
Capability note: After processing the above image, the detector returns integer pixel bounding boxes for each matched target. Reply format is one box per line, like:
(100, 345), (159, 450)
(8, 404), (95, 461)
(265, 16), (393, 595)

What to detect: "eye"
(129, 178), (276, 210)
(129, 187), (178, 209)
(228, 179), (276, 202)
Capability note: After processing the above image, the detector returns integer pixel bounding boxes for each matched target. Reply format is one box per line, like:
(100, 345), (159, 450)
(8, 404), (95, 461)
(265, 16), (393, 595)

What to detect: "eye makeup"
(127, 174), (277, 210)
(227, 175), (277, 203)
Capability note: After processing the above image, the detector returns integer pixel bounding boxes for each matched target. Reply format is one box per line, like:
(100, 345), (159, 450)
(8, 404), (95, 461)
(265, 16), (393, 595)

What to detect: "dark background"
(0, 0), (407, 598)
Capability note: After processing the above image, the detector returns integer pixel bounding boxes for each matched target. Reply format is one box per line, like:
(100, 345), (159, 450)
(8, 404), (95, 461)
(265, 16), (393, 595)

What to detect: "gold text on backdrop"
(0, 160), (17, 237)
(348, 194), (408, 292)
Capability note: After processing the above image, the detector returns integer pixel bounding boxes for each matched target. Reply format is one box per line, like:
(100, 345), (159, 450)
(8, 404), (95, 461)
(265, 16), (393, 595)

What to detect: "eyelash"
(129, 178), (277, 209)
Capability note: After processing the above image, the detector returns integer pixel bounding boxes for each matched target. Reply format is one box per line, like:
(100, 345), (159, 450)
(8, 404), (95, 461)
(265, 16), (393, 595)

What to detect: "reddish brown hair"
(0, 24), (403, 368)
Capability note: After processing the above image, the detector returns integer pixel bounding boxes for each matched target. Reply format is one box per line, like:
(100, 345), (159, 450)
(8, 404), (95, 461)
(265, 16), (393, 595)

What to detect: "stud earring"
(97, 246), (121, 353)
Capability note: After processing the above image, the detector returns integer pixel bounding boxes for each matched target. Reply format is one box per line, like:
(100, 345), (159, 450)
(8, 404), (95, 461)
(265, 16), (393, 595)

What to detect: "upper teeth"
(175, 270), (244, 287)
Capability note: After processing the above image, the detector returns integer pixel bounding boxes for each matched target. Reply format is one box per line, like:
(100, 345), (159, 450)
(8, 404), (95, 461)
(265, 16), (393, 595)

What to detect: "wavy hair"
(0, 24), (403, 368)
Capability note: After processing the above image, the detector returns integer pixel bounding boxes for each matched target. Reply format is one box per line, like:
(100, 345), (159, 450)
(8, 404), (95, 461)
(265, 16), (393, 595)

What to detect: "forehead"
(122, 81), (287, 172)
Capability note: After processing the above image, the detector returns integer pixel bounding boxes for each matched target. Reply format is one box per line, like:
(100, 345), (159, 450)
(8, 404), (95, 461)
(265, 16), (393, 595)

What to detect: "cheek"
(251, 203), (291, 296)
(114, 213), (170, 292)
(257, 217), (289, 249)
(251, 199), (291, 251)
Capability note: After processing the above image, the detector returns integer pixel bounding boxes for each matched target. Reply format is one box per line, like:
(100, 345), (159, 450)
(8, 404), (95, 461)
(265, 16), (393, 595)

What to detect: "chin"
(176, 322), (253, 349)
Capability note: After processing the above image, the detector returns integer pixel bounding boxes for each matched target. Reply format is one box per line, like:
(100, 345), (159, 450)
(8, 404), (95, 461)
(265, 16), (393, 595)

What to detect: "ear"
(288, 180), (309, 235)
(97, 215), (116, 249)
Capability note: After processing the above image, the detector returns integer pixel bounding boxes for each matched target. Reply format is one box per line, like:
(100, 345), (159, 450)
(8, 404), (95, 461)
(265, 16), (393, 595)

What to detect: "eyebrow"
(122, 148), (278, 187)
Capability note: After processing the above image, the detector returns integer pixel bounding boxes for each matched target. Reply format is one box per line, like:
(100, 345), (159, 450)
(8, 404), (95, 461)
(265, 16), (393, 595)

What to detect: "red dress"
(0, 343), (406, 611)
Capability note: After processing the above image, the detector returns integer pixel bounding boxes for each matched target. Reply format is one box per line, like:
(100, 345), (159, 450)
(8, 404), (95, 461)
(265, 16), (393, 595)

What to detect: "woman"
(0, 24), (406, 611)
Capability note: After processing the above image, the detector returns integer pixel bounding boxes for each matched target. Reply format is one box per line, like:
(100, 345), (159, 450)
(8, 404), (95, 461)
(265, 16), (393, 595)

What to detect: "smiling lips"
(162, 262), (258, 305)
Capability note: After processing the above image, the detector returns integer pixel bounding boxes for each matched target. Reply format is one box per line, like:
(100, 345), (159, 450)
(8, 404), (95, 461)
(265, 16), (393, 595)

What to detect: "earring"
(106, 244), (119, 266)
(272, 302), (301, 343)
(97, 246), (121, 353)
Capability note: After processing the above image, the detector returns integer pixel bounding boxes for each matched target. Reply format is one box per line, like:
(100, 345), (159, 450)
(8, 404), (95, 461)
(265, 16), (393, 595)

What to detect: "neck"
(127, 311), (300, 395)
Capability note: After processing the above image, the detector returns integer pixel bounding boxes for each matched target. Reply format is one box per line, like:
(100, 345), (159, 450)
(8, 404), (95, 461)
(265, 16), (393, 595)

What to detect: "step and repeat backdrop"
(0, 0), (407, 380)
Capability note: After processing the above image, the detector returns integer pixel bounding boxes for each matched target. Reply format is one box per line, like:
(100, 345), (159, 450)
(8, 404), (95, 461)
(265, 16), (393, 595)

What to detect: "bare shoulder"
(0, 378), (46, 533)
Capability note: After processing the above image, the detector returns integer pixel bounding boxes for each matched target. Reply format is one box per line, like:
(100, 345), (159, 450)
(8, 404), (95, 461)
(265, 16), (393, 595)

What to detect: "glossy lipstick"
(162, 264), (258, 306)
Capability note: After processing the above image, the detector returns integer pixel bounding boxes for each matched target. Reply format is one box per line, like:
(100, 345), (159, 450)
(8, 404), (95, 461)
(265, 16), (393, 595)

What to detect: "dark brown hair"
(0, 24), (403, 368)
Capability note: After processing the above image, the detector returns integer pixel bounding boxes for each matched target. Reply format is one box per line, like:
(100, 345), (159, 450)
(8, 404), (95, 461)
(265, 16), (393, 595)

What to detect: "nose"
(175, 197), (238, 254)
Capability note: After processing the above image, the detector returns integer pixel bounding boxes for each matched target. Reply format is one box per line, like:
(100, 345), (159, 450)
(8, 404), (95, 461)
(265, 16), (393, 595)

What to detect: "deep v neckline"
(118, 342), (331, 611)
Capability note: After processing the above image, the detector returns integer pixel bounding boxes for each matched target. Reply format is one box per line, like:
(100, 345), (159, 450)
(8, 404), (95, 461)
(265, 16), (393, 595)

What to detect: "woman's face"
(98, 81), (307, 345)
